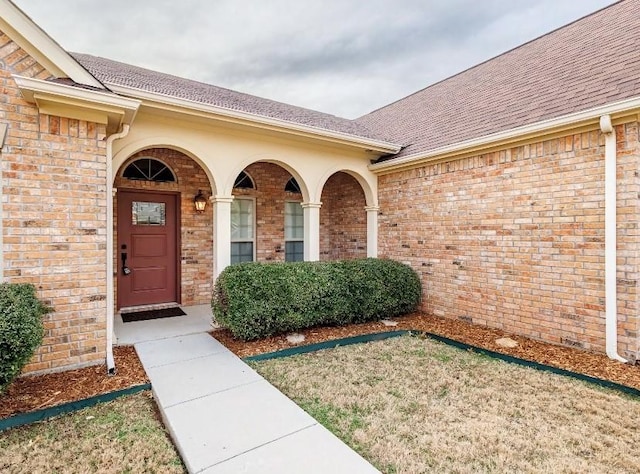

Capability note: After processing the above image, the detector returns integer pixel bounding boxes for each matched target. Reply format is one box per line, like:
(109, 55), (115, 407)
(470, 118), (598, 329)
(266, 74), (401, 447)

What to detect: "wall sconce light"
(194, 190), (207, 213)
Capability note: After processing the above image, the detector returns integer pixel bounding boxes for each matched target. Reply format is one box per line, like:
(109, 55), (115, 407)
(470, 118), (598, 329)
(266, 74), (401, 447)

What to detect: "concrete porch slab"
(115, 304), (213, 345)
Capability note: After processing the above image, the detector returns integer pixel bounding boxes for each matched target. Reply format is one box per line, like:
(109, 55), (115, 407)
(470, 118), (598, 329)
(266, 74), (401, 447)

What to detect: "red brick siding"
(378, 125), (640, 360)
(1, 33), (108, 373)
(114, 148), (213, 306)
(233, 162), (301, 262)
(320, 172), (367, 260)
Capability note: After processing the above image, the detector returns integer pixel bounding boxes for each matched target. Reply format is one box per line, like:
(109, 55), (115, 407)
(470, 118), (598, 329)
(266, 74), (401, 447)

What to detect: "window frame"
(233, 170), (256, 190)
(284, 200), (304, 262)
(122, 157), (177, 182)
(230, 197), (256, 264)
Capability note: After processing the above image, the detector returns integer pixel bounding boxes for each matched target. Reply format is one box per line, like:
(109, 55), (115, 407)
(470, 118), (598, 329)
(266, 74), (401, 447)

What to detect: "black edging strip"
(0, 383), (152, 432)
(419, 332), (640, 398)
(245, 330), (640, 399)
(243, 330), (414, 362)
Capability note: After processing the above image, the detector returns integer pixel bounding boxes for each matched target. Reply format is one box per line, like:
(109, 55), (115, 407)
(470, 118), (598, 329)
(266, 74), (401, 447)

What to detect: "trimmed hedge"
(0, 283), (48, 393)
(212, 258), (421, 341)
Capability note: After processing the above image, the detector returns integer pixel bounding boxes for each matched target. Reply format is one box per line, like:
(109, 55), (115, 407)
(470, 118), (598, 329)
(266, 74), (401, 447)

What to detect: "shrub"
(0, 283), (48, 393)
(212, 258), (421, 341)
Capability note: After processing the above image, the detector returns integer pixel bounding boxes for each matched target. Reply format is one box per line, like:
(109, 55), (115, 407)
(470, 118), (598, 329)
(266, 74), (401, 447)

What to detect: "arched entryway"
(114, 148), (213, 309)
(319, 171), (368, 260)
(230, 162), (304, 263)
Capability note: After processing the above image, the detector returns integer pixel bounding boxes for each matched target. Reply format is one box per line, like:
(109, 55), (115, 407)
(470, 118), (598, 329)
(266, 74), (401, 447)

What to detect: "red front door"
(117, 190), (179, 308)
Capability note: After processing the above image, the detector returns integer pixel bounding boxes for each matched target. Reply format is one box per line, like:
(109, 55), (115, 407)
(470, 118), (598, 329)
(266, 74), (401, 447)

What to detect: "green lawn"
(0, 392), (184, 474)
(253, 335), (640, 474)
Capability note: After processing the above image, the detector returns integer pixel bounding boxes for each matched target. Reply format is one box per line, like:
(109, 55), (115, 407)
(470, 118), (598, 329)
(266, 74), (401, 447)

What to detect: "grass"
(0, 391), (184, 474)
(253, 335), (640, 474)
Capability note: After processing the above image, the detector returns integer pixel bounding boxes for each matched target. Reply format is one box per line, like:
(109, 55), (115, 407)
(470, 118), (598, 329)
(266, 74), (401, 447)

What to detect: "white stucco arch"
(316, 167), (377, 208)
(108, 112), (382, 277)
(224, 154), (311, 203)
(112, 136), (218, 196)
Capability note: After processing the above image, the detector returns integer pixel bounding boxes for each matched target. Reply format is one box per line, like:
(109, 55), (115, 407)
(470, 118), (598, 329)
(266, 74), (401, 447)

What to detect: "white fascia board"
(0, 0), (104, 88)
(370, 95), (640, 173)
(106, 83), (402, 154)
(14, 75), (140, 125)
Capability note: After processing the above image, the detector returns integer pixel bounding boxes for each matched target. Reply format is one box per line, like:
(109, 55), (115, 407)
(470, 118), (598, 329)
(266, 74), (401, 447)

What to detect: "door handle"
(121, 252), (131, 275)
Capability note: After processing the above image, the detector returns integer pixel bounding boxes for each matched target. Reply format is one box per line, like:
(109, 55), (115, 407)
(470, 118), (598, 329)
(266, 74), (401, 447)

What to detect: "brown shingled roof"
(71, 53), (388, 143)
(356, 0), (640, 159)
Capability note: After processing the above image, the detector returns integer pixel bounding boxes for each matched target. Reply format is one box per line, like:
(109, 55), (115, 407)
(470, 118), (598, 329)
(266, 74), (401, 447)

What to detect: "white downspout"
(105, 124), (130, 375)
(0, 124), (7, 282)
(600, 115), (628, 363)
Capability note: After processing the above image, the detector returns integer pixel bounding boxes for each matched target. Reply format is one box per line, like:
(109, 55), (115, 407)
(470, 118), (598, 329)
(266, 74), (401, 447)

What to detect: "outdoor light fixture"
(194, 190), (207, 213)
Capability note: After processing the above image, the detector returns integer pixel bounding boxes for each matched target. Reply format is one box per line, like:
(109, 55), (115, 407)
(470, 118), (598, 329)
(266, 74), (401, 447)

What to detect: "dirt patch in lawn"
(0, 346), (148, 418)
(213, 312), (640, 390)
(0, 391), (184, 473)
(253, 336), (640, 474)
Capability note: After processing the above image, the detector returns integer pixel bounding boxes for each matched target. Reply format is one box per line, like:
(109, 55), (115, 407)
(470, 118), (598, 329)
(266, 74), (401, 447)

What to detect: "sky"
(14, 0), (616, 119)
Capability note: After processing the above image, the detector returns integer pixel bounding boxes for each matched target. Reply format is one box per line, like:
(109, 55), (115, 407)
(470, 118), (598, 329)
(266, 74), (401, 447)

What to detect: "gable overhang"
(14, 75), (140, 133)
(0, 0), (104, 88)
(369, 95), (640, 174)
(106, 83), (401, 155)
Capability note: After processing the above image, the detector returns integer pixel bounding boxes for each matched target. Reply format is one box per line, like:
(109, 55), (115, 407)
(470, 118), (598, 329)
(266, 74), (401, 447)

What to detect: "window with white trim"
(284, 201), (304, 262)
(231, 198), (255, 264)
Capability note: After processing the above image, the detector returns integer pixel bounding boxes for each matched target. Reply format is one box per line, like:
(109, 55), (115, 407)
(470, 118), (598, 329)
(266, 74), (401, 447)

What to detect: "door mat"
(121, 307), (186, 323)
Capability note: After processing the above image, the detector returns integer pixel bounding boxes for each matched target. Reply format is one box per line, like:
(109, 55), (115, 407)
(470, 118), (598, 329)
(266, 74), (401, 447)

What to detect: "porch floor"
(114, 304), (214, 345)
(126, 308), (378, 473)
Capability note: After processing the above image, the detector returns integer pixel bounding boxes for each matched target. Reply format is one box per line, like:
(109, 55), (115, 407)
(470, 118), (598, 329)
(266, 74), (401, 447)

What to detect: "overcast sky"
(15, 0), (616, 118)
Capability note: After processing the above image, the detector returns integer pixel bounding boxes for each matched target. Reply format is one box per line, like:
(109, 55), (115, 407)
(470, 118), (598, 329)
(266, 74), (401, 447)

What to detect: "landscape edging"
(244, 330), (640, 398)
(0, 382), (152, 432)
(243, 330), (413, 361)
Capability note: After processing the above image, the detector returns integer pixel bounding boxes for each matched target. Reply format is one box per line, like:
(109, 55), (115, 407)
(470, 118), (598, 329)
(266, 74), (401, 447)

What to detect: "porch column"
(365, 205), (379, 258)
(302, 202), (321, 261)
(212, 195), (234, 278)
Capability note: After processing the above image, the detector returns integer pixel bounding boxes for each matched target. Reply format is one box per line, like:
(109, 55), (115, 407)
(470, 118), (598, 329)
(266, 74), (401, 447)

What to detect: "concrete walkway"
(135, 332), (379, 473)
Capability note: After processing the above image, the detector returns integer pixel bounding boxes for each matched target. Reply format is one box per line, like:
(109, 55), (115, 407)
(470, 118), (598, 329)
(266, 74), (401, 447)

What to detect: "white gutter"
(13, 75), (140, 127)
(600, 115), (627, 363)
(105, 124), (131, 375)
(106, 83), (401, 154)
(370, 95), (640, 173)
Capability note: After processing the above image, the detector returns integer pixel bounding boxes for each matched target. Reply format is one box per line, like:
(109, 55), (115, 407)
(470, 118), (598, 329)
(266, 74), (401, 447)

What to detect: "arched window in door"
(123, 158), (176, 182)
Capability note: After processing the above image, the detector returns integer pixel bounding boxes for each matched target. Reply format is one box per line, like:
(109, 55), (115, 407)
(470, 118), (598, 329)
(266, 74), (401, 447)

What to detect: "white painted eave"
(0, 0), (104, 88)
(370, 95), (640, 174)
(14, 75), (140, 130)
(106, 83), (402, 154)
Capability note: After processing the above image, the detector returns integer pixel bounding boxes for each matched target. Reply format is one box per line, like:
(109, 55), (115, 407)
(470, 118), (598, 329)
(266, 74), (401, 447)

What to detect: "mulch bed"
(2, 312), (638, 421)
(212, 312), (640, 390)
(0, 346), (148, 419)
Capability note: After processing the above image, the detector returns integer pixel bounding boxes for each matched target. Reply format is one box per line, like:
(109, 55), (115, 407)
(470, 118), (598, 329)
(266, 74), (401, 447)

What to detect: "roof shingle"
(72, 53), (388, 143)
(356, 0), (640, 159)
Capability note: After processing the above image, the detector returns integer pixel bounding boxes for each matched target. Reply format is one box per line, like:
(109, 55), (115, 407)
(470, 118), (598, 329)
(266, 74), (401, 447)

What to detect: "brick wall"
(378, 125), (640, 360)
(320, 172), (367, 260)
(114, 148), (213, 306)
(1, 32), (109, 373)
(233, 162), (302, 261)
